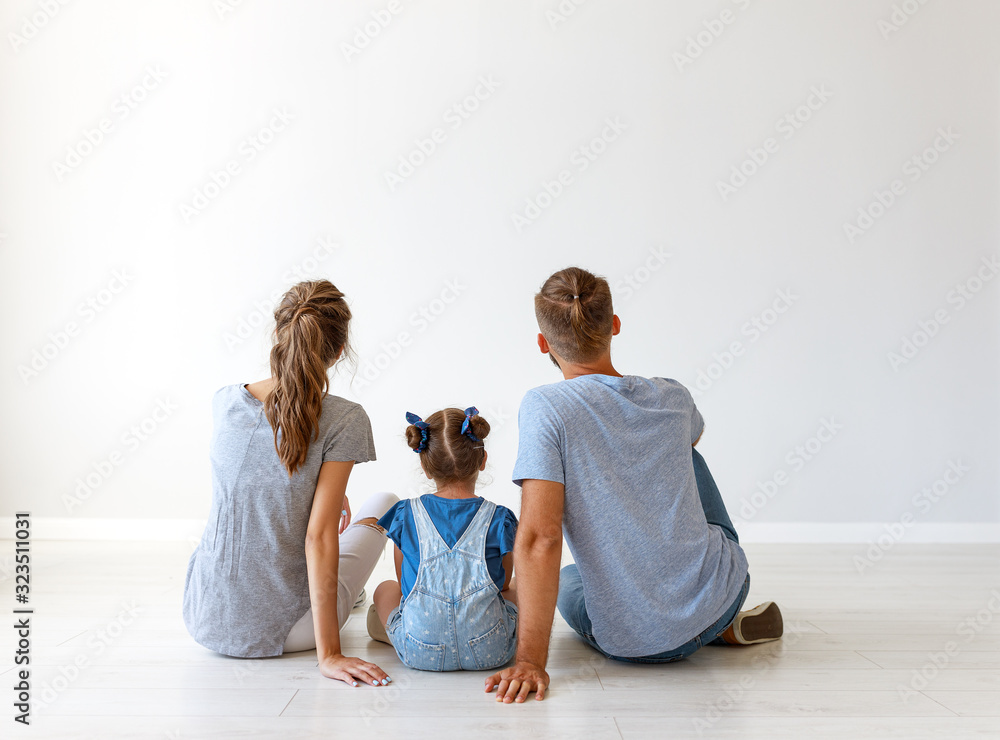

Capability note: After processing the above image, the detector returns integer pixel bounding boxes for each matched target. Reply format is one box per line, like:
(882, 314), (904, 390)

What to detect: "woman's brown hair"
(405, 408), (490, 485)
(534, 266), (615, 364)
(264, 280), (353, 477)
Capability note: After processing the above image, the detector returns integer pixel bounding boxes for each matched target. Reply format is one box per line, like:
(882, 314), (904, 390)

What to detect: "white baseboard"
(735, 522), (1000, 543)
(0, 517), (209, 542)
(0, 516), (1000, 544)
(1, 518), (999, 543)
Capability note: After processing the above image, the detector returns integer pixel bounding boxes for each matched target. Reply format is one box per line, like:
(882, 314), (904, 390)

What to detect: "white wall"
(1, 0), (997, 541)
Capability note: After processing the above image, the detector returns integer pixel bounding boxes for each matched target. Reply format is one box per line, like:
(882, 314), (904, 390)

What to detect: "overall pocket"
(403, 633), (446, 672)
(468, 620), (511, 670)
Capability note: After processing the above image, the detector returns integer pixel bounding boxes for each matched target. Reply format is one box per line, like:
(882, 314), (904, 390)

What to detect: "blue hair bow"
(405, 411), (429, 453)
(461, 406), (480, 442)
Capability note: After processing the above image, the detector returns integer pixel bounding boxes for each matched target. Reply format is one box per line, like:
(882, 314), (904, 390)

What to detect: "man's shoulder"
(643, 376), (695, 401)
(518, 381), (565, 411)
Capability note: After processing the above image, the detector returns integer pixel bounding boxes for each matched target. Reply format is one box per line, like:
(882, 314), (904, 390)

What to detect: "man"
(486, 267), (782, 703)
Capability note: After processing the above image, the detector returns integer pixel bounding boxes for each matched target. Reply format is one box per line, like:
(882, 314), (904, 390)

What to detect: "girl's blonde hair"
(264, 280), (353, 476)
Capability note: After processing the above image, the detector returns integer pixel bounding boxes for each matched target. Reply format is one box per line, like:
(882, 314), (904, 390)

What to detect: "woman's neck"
(245, 378), (275, 402)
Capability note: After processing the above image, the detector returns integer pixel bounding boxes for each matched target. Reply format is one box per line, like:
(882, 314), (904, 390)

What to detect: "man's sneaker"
(367, 604), (391, 645)
(721, 601), (783, 645)
(354, 589), (366, 609)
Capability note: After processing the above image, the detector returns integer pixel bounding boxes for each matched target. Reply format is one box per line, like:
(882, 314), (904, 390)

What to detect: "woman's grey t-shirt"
(512, 375), (748, 657)
(183, 384), (375, 658)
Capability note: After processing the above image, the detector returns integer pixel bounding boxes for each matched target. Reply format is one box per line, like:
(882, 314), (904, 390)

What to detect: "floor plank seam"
(806, 620), (828, 635)
(917, 691), (962, 717)
(611, 716), (625, 739)
(54, 629), (90, 648)
(277, 689), (299, 717)
(853, 651), (887, 669)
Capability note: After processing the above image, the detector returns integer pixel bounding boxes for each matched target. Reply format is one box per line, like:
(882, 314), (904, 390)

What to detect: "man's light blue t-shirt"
(512, 374), (749, 657)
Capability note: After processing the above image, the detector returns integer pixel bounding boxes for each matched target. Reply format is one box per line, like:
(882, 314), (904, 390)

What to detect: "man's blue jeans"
(556, 447), (749, 663)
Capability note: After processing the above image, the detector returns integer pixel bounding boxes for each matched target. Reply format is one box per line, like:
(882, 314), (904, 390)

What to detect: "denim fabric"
(559, 566), (749, 662)
(512, 376), (748, 656)
(557, 447), (748, 662)
(386, 497), (517, 671)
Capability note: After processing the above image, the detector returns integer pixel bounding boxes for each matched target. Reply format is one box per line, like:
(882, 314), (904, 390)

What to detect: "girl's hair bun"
(405, 407), (490, 484)
(468, 414), (490, 442)
(404, 424), (425, 451)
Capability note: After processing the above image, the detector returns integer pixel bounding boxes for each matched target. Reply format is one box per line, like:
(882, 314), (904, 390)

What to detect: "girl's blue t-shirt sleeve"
(496, 506), (518, 556)
(377, 500), (409, 550)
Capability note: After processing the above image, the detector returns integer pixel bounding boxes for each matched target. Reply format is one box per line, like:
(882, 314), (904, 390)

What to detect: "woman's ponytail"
(263, 281), (352, 476)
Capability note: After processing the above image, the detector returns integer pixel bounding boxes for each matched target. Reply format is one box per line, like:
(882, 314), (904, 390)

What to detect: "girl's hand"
(339, 496), (352, 535)
(319, 653), (390, 687)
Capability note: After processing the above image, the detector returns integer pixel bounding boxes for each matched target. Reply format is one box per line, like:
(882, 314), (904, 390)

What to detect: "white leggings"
(282, 491), (398, 653)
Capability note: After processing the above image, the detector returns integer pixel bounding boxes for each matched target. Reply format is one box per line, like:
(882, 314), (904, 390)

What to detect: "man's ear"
(537, 333), (550, 354)
(611, 315), (621, 336)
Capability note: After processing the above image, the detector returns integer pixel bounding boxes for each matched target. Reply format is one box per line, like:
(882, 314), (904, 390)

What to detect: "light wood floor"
(2, 540), (999, 739)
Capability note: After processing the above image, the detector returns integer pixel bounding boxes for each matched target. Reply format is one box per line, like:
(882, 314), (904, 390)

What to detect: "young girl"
(368, 407), (519, 672)
(183, 279), (397, 688)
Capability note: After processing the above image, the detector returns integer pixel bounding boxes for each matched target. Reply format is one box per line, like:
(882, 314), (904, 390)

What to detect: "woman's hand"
(339, 496), (352, 535)
(319, 653), (391, 687)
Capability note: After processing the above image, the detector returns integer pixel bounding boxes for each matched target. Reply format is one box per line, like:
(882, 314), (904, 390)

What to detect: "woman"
(183, 279), (396, 688)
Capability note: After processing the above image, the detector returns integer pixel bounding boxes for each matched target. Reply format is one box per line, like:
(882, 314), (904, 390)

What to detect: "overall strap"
(453, 498), (497, 555)
(410, 497), (450, 559)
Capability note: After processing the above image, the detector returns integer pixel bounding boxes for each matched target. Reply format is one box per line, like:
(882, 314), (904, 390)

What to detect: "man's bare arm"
(485, 478), (564, 703)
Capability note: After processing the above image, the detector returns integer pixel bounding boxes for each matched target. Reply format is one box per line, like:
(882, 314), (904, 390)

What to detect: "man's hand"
(319, 653), (390, 687)
(487, 478), (564, 704)
(485, 661), (550, 702)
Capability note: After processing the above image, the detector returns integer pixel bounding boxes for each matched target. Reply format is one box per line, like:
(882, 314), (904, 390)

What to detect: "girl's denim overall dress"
(386, 497), (518, 671)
